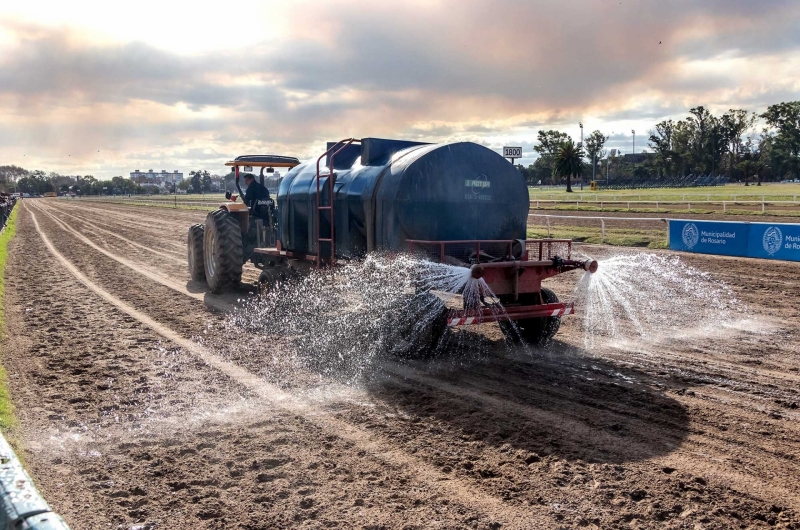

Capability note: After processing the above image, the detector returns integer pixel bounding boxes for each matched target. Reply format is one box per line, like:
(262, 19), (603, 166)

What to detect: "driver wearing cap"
(241, 173), (272, 219)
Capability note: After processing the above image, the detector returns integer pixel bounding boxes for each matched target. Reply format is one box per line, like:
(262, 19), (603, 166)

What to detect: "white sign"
(243, 165), (253, 172)
(503, 146), (522, 159)
(682, 223), (699, 249)
(763, 226), (783, 255)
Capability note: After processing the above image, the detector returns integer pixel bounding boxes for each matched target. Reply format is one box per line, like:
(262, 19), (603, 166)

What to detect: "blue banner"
(669, 220), (750, 257)
(747, 223), (800, 261)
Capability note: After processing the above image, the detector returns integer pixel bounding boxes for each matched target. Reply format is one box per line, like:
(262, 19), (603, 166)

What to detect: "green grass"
(530, 204), (800, 218)
(529, 182), (800, 201)
(528, 225), (668, 249)
(0, 207), (19, 431)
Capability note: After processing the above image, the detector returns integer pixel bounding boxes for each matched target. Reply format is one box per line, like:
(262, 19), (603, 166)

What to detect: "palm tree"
(554, 141), (585, 193)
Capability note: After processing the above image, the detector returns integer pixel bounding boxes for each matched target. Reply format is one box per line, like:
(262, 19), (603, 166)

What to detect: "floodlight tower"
(579, 122), (584, 190)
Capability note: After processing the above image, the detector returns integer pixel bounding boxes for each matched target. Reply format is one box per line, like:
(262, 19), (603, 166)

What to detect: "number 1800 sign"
(503, 146), (522, 159)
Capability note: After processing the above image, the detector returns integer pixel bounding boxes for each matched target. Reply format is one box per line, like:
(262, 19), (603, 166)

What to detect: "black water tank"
(278, 139), (529, 258)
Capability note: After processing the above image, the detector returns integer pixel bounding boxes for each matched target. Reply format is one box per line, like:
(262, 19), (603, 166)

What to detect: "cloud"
(0, 0), (799, 177)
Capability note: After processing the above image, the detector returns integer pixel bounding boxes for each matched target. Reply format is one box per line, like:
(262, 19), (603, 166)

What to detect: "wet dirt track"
(3, 199), (800, 529)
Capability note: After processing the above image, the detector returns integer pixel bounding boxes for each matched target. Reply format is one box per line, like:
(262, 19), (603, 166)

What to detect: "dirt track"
(3, 199), (800, 529)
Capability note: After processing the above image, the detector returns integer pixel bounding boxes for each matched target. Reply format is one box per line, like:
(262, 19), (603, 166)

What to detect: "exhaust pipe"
(583, 259), (599, 273)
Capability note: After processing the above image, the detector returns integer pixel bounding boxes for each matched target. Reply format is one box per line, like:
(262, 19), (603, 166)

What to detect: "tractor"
(188, 139), (597, 345)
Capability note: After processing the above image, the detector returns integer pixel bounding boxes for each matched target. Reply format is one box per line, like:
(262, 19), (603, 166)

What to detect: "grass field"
(531, 204), (800, 218)
(0, 206), (19, 431)
(529, 182), (800, 201)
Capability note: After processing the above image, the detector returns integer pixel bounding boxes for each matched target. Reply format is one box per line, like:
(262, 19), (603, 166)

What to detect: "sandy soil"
(2, 199), (799, 529)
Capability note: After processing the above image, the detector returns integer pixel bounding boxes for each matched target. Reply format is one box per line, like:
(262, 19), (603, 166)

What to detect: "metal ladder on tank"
(315, 138), (360, 267)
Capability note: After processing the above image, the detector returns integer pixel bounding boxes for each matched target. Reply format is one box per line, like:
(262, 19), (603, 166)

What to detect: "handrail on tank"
(315, 138), (361, 267)
(405, 238), (572, 262)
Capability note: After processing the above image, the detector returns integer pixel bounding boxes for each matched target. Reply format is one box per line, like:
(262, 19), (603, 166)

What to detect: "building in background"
(129, 169), (183, 190)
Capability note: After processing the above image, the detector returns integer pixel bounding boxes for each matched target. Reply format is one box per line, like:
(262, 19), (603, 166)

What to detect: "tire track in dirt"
(45, 202), (800, 487)
(36, 205), (695, 480)
(26, 203), (549, 528)
(48, 201), (190, 251)
(384, 357), (800, 510)
(27, 201), (800, 526)
(40, 202), (184, 263)
(47, 201), (262, 283)
(30, 202), (219, 308)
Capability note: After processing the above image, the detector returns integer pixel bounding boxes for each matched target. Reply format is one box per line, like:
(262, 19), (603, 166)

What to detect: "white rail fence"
(62, 196), (220, 208)
(529, 213), (670, 244)
(530, 193), (799, 202)
(64, 194), (800, 215)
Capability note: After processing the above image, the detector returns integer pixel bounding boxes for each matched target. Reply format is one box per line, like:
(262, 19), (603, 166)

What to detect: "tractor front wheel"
(203, 209), (244, 293)
(187, 224), (205, 282)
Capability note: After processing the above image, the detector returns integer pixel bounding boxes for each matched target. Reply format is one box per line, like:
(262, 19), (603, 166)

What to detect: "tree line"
(516, 101), (800, 189)
(0, 167), (226, 195)
(0, 168), (136, 195)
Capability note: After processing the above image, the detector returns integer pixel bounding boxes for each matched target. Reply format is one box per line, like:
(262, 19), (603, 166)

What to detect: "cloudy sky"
(1, 0), (798, 179)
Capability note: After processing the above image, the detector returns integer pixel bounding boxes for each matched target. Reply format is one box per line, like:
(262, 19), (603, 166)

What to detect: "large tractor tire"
(381, 293), (449, 357)
(500, 287), (562, 345)
(187, 224), (205, 282)
(203, 209), (244, 293)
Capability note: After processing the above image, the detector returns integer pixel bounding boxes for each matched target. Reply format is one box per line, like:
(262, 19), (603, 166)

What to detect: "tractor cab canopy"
(225, 155), (300, 173)
(225, 154), (301, 195)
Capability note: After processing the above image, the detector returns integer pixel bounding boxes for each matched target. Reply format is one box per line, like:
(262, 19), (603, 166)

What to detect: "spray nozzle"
(583, 259), (599, 273)
(470, 264), (485, 279)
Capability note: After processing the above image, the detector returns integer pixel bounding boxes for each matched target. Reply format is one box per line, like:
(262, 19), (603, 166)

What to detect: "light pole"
(579, 122), (584, 190)
(631, 129), (635, 154)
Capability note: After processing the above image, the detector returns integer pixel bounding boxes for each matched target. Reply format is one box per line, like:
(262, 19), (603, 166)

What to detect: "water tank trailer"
(187, 138), (597, 345)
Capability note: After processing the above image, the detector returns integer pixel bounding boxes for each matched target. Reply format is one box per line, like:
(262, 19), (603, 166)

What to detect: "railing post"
(546, 216), (551, 237)
(688, 202), (691, 211)
(601, 219), (605, 243)
(723, 201), (726, 213)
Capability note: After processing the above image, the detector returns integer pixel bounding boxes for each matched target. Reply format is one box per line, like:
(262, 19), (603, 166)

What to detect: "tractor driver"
(242, 173), (273, 220)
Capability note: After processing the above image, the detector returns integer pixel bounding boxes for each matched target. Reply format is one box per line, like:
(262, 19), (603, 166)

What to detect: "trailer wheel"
(382, 293), (448, 357)
(187, 224), (205, 282)
(203, 209), (244, 293)
(500, 287), (561, 345)
(257, 266), (293, 294)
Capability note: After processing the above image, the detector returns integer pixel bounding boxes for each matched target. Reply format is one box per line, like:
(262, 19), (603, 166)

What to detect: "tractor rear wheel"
(187, 224), (205, 282)
(500, 287), (561, 345)
(203, 209), (244, 293)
